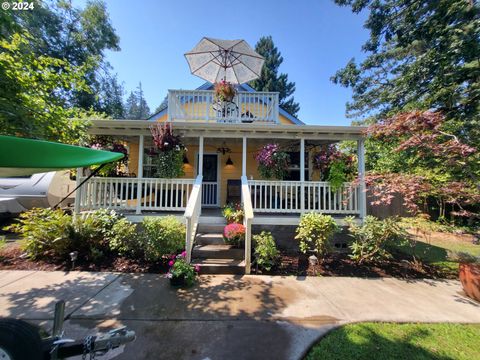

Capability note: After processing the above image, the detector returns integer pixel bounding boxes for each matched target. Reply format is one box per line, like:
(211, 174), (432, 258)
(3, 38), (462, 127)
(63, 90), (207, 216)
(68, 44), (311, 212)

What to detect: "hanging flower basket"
(255, 143), (290, 180)
(214, 80), (236, 102)
(150, 123), (186, 178)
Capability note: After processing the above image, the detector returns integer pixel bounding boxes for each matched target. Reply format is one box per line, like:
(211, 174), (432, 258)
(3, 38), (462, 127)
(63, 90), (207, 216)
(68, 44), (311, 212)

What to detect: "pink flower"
(181, 250), (187, 258)
(170, 254), (176, 259)
(194, 265), (200, 272)
(168, 260), (174, 267)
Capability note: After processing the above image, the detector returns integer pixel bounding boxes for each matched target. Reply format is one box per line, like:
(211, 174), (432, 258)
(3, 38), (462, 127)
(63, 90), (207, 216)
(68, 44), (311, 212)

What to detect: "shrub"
(108, 218), (139, 257)
(222, 202), (244, 224)
(141, 216), (185, 261)
(253, 231), (279, 271)
(6, 208), (73, 260)
(223, 223), (245, 246)
(295, 213), (338, 256)
(5, 208), (137, 261)
(345, 216), (406, 264)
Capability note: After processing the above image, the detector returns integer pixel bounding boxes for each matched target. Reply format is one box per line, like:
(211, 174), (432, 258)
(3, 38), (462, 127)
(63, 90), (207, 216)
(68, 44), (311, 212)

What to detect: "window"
(143, 151), (157, 178)
(285, 152), (308, 181)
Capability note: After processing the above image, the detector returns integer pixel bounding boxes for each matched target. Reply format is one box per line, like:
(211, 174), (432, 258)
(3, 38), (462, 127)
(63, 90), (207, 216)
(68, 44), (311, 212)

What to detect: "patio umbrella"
(184, 37), (265, 84)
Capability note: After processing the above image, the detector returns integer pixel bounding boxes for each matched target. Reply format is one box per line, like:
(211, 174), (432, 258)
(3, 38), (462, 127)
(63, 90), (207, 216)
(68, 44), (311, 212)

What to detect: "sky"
(75, 0), (369, 125)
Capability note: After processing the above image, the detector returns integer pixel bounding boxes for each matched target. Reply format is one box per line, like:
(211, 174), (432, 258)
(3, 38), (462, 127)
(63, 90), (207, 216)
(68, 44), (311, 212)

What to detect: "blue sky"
(77, 0), (368, 125)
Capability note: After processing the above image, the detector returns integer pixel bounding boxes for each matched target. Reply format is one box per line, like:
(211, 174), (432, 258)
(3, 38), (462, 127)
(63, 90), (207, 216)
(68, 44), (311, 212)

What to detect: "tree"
(250, 36), (300, 117)
(332, 0), (480, 148)
(365, 111), (479, 221)
(0, 33), (93, 144)
(125, 83), (151, 119)
(10, 0), (121, 114)
(98, 73), (126, 118)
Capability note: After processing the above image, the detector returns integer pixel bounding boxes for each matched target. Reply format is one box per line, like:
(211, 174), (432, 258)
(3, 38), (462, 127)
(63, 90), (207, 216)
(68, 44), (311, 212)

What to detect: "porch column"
(357, 139), (367, 221)
(198, 136), (204, 176)
(242, 136), (247, 177)
(74, 167), (83, 214)
(136, 135), (144, 215)
(300, 138), (305, 212)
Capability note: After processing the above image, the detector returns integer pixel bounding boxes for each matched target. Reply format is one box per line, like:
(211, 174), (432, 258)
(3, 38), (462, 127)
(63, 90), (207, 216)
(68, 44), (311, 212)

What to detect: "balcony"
(167, 89), (279, 124)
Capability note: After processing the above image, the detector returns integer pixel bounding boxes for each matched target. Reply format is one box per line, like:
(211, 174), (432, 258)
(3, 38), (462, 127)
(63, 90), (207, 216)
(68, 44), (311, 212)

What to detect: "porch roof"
(86, 120), (366, 141)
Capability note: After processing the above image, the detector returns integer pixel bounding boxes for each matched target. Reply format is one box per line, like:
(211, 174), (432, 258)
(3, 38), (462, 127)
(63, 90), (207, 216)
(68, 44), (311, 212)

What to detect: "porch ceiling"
(86, 119), (366, 141)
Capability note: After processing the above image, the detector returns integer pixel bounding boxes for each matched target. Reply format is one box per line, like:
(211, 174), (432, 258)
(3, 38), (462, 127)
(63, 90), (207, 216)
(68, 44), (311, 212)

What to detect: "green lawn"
(393, 225), (480, 274)
(305, 323), (480, 360)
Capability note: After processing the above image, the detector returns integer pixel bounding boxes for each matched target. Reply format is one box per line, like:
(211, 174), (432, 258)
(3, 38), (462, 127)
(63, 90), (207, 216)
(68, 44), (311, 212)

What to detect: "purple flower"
(168, 260), (174, 267)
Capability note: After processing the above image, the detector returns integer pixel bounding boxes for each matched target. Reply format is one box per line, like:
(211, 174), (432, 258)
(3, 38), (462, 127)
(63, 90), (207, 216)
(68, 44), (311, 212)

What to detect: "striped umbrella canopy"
(184, 38), (265, 84)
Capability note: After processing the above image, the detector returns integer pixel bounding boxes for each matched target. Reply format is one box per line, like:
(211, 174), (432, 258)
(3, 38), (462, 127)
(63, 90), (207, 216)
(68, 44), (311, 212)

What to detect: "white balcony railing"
(167, 89), (279, 124)
(248, 180), (360, 214)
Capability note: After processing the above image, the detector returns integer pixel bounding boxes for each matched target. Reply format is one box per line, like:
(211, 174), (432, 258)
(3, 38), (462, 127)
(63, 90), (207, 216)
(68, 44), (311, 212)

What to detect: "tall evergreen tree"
(250, 36), (300, 117)
(98, 73), (125, 118)
(125, 83), (151, 119)
(332, 0), (480, 148)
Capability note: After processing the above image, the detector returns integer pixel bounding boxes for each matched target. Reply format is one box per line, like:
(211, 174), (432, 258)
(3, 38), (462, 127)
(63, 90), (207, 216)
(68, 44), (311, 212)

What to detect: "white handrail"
(241, 176), (254, 274)
(184, 175), (203, 263)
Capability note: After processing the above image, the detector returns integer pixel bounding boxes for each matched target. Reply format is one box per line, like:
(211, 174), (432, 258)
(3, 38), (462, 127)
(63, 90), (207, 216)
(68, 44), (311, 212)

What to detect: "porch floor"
(120, 208), (359, 226)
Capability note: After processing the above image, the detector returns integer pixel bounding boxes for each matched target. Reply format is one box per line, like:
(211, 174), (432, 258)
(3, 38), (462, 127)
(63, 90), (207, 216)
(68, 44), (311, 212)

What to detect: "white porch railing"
(202, 182), (218, 206)
(79, 177), (195, 212)
(248, 180), (360, 214)
(184, 175), (202, 263)
(241, 176), (254, 274)
(167, 89), (279, 124)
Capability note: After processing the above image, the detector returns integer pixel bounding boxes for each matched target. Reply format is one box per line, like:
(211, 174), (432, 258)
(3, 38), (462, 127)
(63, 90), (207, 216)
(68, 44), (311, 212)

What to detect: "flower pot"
(459, 263), (480, 302)
(169, 275), (185, 287)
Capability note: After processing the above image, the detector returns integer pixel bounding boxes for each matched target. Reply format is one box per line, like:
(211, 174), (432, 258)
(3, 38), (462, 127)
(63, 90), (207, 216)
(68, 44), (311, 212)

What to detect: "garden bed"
(253, 250), (457, 279)
(0, 242), (169, 273)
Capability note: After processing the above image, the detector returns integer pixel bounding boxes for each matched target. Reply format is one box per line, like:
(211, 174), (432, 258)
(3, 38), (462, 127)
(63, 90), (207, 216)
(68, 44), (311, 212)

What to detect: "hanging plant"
(313, 144), (356, 190)
(214, 80), (236, 102)
(255, 143), (290, 180)
(150, 123), (185, 178)
(88, 136), (129, 177)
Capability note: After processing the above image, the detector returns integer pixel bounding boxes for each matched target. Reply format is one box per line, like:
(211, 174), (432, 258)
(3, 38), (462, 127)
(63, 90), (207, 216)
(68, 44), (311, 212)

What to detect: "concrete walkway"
(0, 271), (479, 359)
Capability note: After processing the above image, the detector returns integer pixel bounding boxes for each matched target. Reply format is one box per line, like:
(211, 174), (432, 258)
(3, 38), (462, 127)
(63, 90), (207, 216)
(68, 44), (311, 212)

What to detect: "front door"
(197, 154), (219, 207)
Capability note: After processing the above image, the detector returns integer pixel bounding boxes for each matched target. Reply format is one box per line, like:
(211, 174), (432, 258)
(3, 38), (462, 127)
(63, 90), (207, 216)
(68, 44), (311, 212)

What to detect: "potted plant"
(450, 252), (480, 302)
(254, 143), (290, 180)
(222, 203), (244, 224)
(166, 251), (200, 287)
(223, 223), (246, 247)
(214, 80), (236, 103)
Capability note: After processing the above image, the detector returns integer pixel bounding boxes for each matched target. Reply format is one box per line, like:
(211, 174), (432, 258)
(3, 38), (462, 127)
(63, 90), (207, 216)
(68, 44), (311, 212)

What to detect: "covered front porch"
(76, 120), (367, 273)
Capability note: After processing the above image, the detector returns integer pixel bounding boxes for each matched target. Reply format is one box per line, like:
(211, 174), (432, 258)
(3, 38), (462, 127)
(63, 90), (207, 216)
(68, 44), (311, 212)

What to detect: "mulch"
(252, 251), (457, 279)
(0, 244), (169, 273)
(1, 242), (456, 279)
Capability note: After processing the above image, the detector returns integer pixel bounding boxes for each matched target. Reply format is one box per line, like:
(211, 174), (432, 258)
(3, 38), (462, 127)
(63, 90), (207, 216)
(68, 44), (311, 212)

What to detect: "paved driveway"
(1, 271), (479, 359)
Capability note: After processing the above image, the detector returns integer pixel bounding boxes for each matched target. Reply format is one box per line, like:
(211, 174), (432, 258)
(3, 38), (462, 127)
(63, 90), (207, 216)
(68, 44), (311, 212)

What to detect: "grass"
(392, 220), (480, 275)
(305, 323), (480, 360)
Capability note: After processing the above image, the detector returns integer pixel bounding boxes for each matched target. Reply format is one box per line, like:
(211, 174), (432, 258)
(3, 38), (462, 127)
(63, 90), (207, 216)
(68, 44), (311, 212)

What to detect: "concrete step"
(197, 222), (225, 233)
(192, 244), (244, 260)
(195, 233), (225, 245)
(191, 258), (245, 275)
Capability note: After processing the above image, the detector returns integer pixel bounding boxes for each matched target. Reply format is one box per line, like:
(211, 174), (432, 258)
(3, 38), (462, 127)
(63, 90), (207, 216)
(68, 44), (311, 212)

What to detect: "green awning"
(0, 135), (124, 177)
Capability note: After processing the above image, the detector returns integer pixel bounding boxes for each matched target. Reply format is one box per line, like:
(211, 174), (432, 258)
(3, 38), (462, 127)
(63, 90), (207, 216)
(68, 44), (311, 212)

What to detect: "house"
(76, 82), (366, 274)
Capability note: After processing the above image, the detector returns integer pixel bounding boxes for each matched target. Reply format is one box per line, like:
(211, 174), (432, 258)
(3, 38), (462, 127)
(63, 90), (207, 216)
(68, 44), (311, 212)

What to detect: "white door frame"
(195, 151), (220, 207)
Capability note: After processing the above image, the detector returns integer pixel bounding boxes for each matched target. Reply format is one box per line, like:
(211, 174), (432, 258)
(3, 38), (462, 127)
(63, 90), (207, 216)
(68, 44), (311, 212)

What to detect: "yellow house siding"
(279, 113), (296, 125)
(129, 142), (139, 176)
